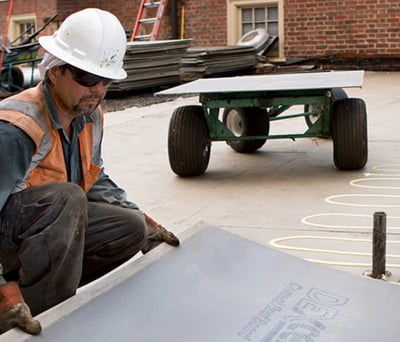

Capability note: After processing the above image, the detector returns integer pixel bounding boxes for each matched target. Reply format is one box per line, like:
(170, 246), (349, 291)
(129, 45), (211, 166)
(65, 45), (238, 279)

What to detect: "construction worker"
(0, 8), (179, 335)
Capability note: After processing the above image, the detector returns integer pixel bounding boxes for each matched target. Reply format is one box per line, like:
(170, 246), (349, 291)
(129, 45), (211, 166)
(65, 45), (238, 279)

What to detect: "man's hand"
(142, 214), (180, 254)
(0, 282), (41, 335)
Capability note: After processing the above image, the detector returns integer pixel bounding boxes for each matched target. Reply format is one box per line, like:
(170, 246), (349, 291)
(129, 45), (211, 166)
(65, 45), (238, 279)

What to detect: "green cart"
(157, 70), (367, 177)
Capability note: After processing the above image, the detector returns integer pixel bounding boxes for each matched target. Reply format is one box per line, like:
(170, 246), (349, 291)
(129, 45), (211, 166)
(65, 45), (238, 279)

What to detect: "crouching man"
(0, 8), (179, 334)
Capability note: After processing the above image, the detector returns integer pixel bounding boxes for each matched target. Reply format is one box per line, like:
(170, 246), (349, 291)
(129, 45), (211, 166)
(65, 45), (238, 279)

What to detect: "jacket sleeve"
(86, 166), (140, 209)
(0, 122), (35, 213)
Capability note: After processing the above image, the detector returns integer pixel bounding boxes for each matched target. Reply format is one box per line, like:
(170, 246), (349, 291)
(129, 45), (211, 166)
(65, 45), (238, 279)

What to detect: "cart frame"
(200, 88), (332, 141)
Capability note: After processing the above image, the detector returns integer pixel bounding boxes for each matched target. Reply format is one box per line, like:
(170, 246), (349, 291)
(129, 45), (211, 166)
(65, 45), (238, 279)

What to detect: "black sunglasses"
(64, 65), (113, 87)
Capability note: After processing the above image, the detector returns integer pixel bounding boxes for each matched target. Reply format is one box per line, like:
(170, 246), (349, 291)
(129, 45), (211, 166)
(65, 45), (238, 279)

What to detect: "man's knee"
(43, 183), (87, 209)
(2, 183), (88, 245)
(130, 210), (148, 243)
(86, 205), (148, 257)
(36, 183), (88, 221)
(112, 209), (148, 251)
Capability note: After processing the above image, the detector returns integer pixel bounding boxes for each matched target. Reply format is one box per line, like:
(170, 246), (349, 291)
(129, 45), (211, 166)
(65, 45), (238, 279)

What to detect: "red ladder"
(131, 0), (169, 42)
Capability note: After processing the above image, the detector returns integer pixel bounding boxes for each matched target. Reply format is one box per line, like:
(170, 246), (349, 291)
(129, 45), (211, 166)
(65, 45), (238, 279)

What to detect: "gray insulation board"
(2, 221), (399, 341)
(156, 70), (364, 95)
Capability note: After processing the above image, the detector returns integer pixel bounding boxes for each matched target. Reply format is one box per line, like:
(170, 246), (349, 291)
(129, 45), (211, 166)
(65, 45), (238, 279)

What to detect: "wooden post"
(372, 211), (386, 278)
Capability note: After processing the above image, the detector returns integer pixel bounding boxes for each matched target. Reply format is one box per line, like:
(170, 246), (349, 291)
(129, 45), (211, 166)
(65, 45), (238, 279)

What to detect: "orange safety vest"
(0, 83), (102, 193)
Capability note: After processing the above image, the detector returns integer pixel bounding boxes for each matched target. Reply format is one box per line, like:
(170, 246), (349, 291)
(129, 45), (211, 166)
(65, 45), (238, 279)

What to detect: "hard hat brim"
(39, 36), (128, 80)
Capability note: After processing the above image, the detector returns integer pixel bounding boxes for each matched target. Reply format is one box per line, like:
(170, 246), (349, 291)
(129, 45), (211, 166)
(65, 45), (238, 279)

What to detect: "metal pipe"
(372, 211), (386, 278)
(180, 5), (185, 39)
(170, 0), (178, 39)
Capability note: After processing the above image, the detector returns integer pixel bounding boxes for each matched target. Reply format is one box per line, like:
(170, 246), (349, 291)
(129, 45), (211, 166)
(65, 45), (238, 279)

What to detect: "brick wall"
(0, 1), (141, 42)
(1, 0), (399, 61)
(0, 0), (58, 37)
(50, 0), (229, 44)
(53, 1), (173, 41)
(285, 0), (400, 59)
(54, 1), (137, 28)
(98, 0), (229, 44)
(177, 0), (227, 47)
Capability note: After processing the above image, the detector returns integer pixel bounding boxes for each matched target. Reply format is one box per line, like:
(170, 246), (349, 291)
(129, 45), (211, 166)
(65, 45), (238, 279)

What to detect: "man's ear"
(47, 66), (61, 84)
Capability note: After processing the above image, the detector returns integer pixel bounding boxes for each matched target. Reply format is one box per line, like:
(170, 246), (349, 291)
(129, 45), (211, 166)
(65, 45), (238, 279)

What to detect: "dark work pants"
(0, 183), (147, 316)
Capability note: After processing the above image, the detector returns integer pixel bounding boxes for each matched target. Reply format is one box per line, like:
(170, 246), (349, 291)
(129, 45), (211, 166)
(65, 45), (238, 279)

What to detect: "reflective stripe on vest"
(0, 85), (102, 193)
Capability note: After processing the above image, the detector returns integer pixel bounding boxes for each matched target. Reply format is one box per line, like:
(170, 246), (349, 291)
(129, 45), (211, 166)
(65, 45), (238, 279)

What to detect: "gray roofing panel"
(2, 221), (398, 342)
(156, 70), (364, 95)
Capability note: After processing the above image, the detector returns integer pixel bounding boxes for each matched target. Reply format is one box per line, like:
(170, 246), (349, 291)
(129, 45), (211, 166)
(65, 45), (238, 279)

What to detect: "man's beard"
(74, 94), (103, 116)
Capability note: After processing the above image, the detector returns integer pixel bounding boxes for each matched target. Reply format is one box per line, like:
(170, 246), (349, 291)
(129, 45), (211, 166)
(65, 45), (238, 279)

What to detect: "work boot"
(0, 282), (41, 335)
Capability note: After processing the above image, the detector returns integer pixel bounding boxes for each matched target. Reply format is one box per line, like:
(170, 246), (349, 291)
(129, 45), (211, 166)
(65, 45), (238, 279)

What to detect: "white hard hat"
(39, 8), (127, 80)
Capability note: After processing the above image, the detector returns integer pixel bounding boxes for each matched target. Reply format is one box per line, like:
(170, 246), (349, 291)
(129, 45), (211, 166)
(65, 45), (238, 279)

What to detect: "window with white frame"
(241, 6), (278, 36)
(9, 15), (36, 45)
(227, 0), (283, 60)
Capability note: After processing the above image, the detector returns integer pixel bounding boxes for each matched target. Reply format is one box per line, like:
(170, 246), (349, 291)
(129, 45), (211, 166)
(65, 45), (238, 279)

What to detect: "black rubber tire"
(222, 107), (269, 153)
(305, 88), (348, 128)
(168, 105), (211, 177)
(331, 98), (368, 170)
(1, 66), (24, 92)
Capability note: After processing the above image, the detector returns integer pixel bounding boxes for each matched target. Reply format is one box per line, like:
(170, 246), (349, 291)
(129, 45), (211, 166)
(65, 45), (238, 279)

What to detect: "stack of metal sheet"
(180, 46), (261, 81)
(109, 39), (191, 92)
(108, 41), (262, 92)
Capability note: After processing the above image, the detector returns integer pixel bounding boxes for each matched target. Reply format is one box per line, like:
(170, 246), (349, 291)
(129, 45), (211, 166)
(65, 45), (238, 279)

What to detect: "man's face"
(74, 92), (104, 116)
(49, 65), (112, 117)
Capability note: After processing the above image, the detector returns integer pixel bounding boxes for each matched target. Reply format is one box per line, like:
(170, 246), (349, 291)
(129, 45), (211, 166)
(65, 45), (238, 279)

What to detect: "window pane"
(242, 23), (253, 34)
(255, 23), (265, 30)
(20, 23), (35, 34)
(268, 7), (278, 21)
(254, 8), (265, 22)
(17, 21), (35, 43)
(242, 8), (252, 22)
(267, 22), (278, 35)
